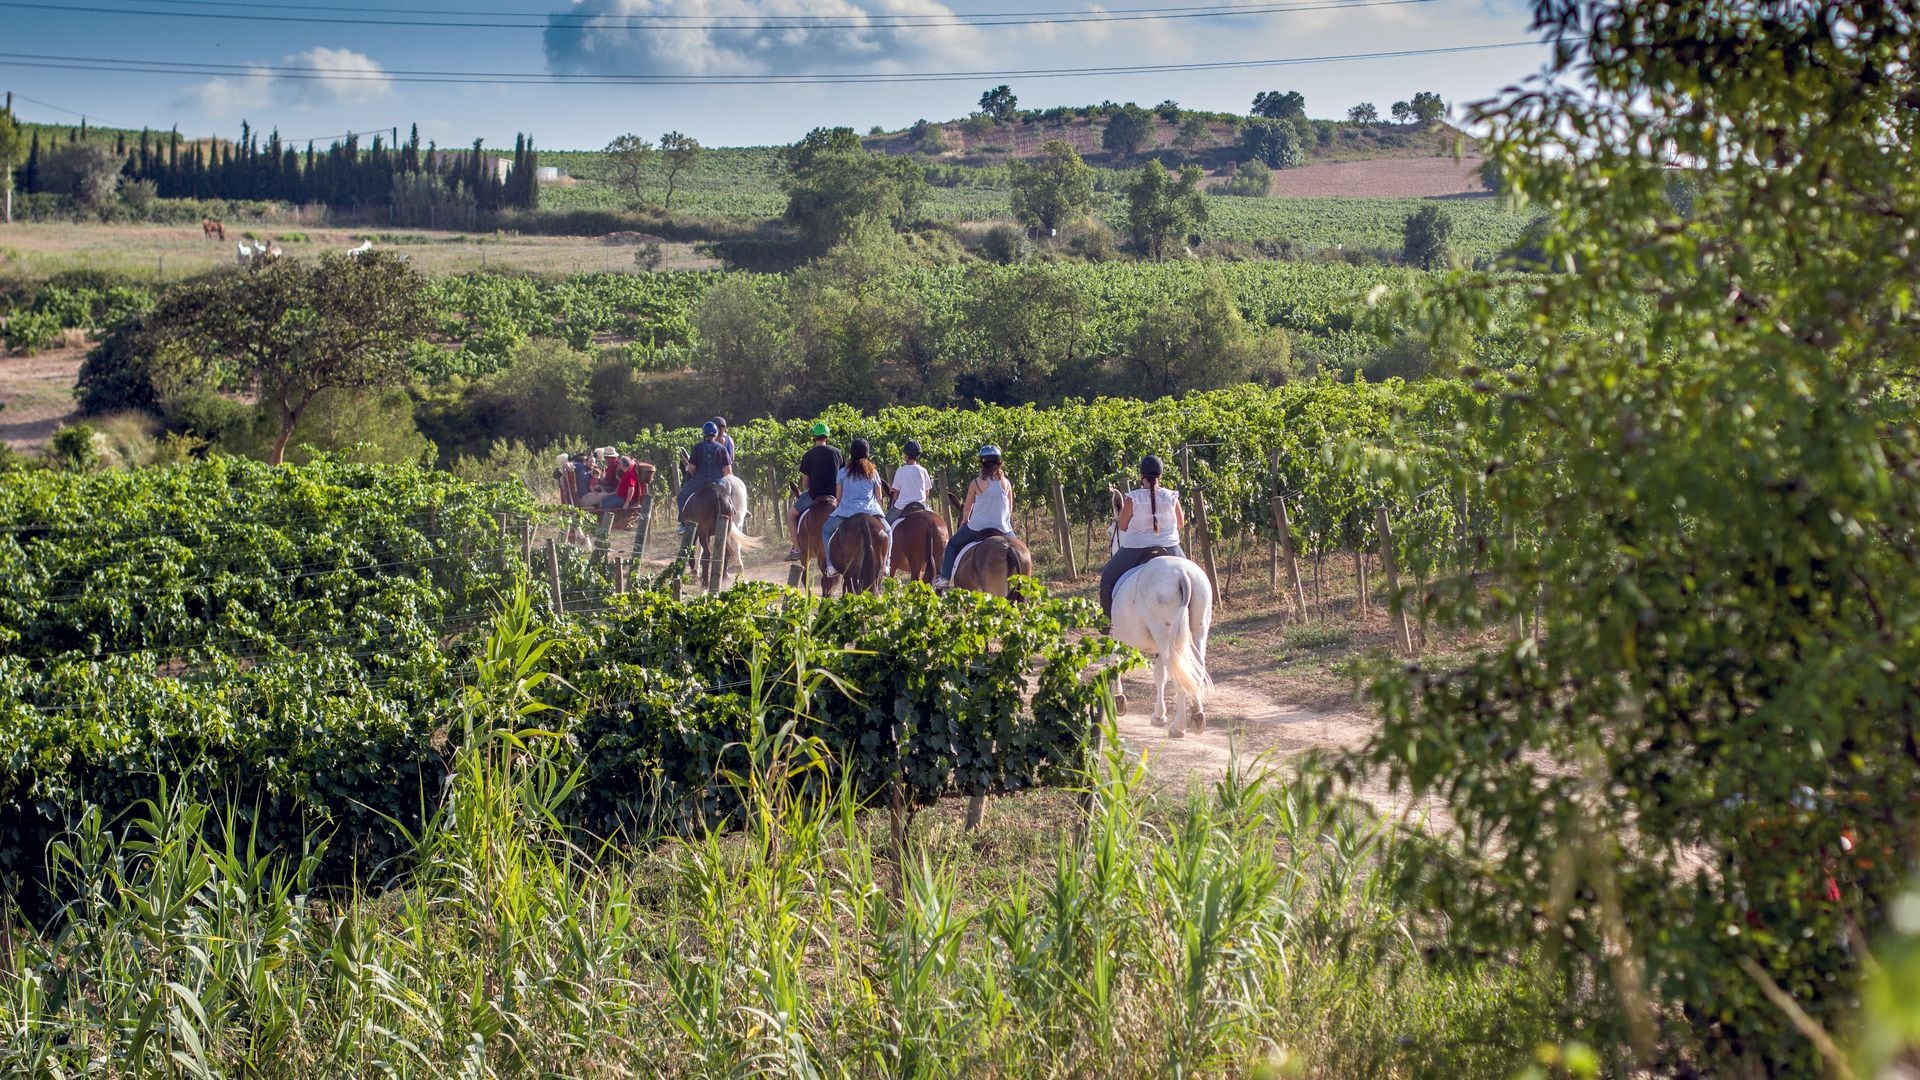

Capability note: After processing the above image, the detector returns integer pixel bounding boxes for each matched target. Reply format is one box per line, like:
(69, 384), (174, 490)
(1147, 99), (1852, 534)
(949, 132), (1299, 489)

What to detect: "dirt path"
(0, 347), (86, 452)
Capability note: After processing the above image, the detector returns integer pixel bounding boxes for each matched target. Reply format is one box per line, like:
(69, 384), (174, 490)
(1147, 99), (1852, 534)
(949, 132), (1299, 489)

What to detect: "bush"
(163, 390), (252, 446)
(1401, 204), (1454, 269)
(1062, 219), (1118, 262)
(1222, 159), (1273, 197)
(49, 423), (98, 471)
(3, 310), (61, 355)
(981, 223), (1031, 265)
(1241, 120), (1306, 169)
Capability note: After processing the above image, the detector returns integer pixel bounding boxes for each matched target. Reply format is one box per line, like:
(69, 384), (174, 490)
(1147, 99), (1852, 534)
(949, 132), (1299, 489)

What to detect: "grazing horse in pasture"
(825, 513), (891, 596)
(889, 504), (949, 584)
(943, 491), (1033, 599)
(679, 479), (746, 594)
(202, 218), (225, 241)
(1105, 489), (1212, 737)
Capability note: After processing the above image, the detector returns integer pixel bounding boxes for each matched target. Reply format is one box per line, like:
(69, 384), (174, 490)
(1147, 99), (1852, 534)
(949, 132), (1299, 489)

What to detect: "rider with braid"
(1099, 455), (1187, 615)
(933, 445), (1016, 588)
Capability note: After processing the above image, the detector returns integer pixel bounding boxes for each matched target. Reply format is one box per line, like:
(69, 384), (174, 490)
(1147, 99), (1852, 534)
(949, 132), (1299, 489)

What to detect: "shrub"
(3, 310), (61, 355)
(1401, 204), (1453, 269)
(1223, 159), (1273, 197)
(981, 223), (1031, 265)
(1241, 120), (1306, 169)
(49, 423), (98, 471)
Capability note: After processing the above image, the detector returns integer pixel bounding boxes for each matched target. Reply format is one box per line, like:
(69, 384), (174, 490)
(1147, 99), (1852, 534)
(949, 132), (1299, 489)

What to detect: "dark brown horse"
(789, 480), (837, 595)
(826, 513), (891, 596)
(679, 479), (744, 594)
(943, 492), (1034, 599)
(202, 217), (225, 241)
(890, 505), (949, 585)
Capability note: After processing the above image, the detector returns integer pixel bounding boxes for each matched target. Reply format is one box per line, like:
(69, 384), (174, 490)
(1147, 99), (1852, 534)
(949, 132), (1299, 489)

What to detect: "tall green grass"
(0, 604), (1558, 1076)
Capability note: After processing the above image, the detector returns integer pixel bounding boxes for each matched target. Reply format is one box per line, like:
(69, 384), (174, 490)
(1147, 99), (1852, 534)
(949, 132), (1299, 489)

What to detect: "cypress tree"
(22, 132), (39, 194)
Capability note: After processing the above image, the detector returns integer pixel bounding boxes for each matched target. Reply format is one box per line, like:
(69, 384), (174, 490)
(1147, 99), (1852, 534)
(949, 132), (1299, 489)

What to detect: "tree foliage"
(1240, 119), (1306, 170)
(1347, 102), (1380, 124)
(1100, 104), (1154, 158)
(1400, 204), (1452, 269)
(603, 134), (653, 207)
(1008, 140), (1096, 234)
(978, 85), (1019, 123)
(1408, 91), (1446, 124)
(1354, 0), (1920, 1070)
(1250, 90), (1307, 121)
(1124, 161), (1207, 261)
(781, 127), (926, 253)
(659, 130), (702, 211)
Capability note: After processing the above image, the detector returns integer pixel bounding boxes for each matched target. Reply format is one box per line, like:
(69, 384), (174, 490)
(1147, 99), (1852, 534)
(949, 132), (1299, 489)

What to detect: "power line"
(0, 0), (1438, 31)
(0, 40), (1552, 87)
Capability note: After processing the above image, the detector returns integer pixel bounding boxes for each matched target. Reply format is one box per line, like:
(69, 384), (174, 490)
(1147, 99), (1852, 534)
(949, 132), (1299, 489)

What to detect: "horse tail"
(924, 521), (943, 584)
(1162, 570), (1209, 715)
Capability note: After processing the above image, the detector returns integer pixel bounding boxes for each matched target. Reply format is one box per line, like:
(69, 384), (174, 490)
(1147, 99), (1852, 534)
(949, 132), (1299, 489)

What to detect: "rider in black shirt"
(786, 421), (843, 560)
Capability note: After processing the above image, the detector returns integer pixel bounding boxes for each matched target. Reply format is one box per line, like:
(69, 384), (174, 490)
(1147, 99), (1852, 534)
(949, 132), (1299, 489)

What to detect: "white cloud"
(543, 0), (1005, 77)
(187, 47), (392, 117)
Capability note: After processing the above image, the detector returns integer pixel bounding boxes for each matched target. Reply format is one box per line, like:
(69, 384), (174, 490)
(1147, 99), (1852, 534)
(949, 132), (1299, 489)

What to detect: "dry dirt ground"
(0, 345), (86, 452)
(0, 223), (719, 281)
(1266, 156), (1488, 198)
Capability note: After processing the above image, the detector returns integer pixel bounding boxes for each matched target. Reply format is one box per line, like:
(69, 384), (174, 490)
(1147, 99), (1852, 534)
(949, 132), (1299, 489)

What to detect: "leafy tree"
(152, 252), (432, 464)
(1223, 159), (1271, 197)
(658, 131), (702, 211)
(909, 119), (950, 152)
(1240, 119), (1306, 169)
(1409, 91), (1446, 123)
(694, 275), (796, 420)
(0, 108), (25, 223)
(1155, 99), (1183, 122)
(604, 134), (653, 207)
(1390, 100), (1413, 123)
(1347, 102), (1380, 124)
(1400, 204), (1451, 268)
(1124, 160), (1206, 261)
(1355, 0), (1920, 1069)
(1100, 104), (1154, 158)
(40, 141), (123, 218)
(781, 128), (927, 253)
(1008, 140), (1095, 235)
(1250, 90), (1307, 121)
(1173, 114), (1212, 159)
(1124, 271), (1289, 397)
(978, 85), (1019, 123)
(1474, 156), (1503, 195)
(955, 265), (1094, 403)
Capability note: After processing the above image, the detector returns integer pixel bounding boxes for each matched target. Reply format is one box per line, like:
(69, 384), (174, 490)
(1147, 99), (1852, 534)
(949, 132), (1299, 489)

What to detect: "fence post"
(614, 559), (627, 595)
(1376, 506), (1416, 655)
(936, 469), (954, 530)
(1272, 496), (1307, 621)
(521, 520), (534, 568)
(546, 538), (566, 615)
(1191, 490), (1219, 599)
(633, 492), (654, 563)
(966, 793), (986, 831)
(1050, 478), (1077, 578)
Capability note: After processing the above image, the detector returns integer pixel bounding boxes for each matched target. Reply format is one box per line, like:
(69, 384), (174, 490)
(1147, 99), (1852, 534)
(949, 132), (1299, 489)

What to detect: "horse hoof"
(1114, 695), (1129, 714)
(1149, 713), (1166, 727)
(1192, 711), (1207, 733)
(1167, 727), (1185, 740)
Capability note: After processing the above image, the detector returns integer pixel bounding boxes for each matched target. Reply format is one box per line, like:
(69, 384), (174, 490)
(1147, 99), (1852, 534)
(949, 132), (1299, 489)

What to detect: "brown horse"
(943, 492), (1034, 599)
(202, 218), (225, 241)
(679, 479), (745, 594)
(789, 481), (837, 595)
(826, 513), (891, 596)
(889, 505), (949, 585)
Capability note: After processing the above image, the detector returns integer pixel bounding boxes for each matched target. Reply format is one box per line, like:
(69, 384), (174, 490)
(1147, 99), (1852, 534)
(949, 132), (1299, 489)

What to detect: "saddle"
(1100, 546), (1177, 618)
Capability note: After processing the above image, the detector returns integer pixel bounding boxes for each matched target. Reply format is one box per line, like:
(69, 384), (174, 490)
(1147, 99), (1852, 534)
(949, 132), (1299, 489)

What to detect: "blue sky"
(1, 0), (1551, 149)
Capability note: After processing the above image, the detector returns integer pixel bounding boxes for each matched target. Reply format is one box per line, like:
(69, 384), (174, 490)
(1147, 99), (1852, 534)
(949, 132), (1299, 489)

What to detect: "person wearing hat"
(821, 438), (887, 575)
(1099, 454), (1187, 614)
(678, 421), (734, 539)
(886, 439), (931, 526)
(786, 421), (843, 560)
(711, 416), (735, 460)
(933, 444), (1016, 587)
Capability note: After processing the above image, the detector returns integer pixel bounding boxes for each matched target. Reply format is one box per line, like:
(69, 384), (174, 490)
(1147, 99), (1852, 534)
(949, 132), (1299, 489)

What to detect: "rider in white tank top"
(967, 476), (1013, 532)
(1119, 486), (1181, 549)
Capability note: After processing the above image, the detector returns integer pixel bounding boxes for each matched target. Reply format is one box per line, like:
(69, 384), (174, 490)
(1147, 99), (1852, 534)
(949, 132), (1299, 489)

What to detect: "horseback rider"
(711, 416), (736, 460)
(1099, 455), (1187, 614)
(886, 439), (931, 526)
(822, 438), (887, 576)
(785, 422), (843, 561)
(678, 421), (733, 542)
(932, 445), (1016, 588)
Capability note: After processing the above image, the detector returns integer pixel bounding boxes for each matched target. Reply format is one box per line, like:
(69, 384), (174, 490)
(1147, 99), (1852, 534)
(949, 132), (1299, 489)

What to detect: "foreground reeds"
(0, 613), (1554, 1078)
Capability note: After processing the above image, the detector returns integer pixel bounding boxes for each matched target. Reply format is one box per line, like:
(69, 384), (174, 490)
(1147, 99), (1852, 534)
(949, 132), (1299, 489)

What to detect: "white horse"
(722, 474), (752, 575)
(1106, 489), (1213, 737)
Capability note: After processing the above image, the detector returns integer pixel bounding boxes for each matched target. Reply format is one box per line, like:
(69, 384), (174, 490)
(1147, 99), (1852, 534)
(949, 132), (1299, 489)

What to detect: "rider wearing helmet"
(786, 421), (844, 560)
(933, 444), (1016, 588)
(886, 439), (931, 526)
(678, 421), (734, 539)
(711, 416), (735, 460)
(1099, 454), (1186, 614)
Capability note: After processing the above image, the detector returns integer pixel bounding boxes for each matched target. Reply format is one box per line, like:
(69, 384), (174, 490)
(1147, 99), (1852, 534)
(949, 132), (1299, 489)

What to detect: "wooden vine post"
(613, 559), (627, 595)
(1191, 491), (1219, 599)
(1271, 495), (1307, 621)
(1375, 506), (1416, 655)
(521, 521), (534, 569)
(1050, 478), (1077, 578)
(936, 469), (955, 530)
(546, 538), (565, 615)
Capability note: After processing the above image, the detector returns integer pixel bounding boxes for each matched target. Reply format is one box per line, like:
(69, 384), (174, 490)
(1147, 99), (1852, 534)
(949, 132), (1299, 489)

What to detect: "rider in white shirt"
(1099, 454), (1187, 614)
(887, 439), (932, 525)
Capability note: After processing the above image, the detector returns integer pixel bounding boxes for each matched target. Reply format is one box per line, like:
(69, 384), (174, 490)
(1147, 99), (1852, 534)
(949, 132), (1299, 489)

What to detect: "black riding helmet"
(849, 438), (872, 460)
(903, 439), (922, 458)
(1140, 454), (1165, 479)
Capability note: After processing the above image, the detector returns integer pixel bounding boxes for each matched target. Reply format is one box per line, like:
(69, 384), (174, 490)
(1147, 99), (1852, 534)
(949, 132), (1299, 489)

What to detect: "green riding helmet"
(810, 422), (831, 437)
